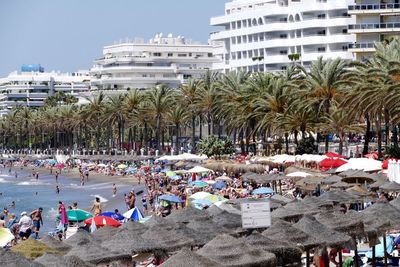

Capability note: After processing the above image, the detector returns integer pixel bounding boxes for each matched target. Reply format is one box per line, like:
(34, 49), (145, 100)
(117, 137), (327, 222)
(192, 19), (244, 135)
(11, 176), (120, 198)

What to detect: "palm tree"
(197, 70), (219, 137)
(166, 106), (190, 153)
(301, 57), (352, 153)
(146, 85), (174, 151)
(319, 107), (364, 155)
(85, 92), (106, 150)
(180, 79), (201, 150)
(105, 94), (128, 150)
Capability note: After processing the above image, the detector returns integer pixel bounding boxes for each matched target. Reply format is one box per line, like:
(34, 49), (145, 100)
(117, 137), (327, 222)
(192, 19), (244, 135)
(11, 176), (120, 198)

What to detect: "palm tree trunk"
(363, 114), (370, 155)
(285, 133), (289, 154)
(156, 115), (161, 151)
(324, 135), (329, 153)
(376, 117), (382, 159)
(384, 109), (390, 146)
(199, 116), (203, 140)
(294, 130), (299, 146)
(239, 130), (245, 154)
(191, 115), (196, 151)
(339, 137), (344, 155)
(394, 125), (399, 148)
(176, 123), (180, 154)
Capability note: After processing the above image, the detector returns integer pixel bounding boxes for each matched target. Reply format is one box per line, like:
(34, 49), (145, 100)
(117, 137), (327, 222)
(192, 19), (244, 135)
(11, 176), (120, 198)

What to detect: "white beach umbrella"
(336, 158), (382, 172)
(286, 171), (312, 178)
(186, 166), (213, 173)
(189, 192), (212, 200)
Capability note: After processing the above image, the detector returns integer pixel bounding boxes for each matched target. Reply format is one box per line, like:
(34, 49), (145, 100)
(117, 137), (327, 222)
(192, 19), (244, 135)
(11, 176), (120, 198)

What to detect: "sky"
(0, 0), (227, 76)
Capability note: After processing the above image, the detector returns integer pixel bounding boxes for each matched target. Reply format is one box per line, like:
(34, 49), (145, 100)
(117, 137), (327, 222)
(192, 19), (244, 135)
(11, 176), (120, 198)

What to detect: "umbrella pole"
(279, 180), (282, 195)
(372, 245), (376, 267)
(339, 249), (343, 267)
(306, 250), (310, 267)
(383, 233), (388, 267)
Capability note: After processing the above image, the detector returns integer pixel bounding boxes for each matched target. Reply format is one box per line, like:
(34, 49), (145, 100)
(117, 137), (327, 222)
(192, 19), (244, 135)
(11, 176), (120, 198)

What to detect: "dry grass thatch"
(11, 239), (61, 260)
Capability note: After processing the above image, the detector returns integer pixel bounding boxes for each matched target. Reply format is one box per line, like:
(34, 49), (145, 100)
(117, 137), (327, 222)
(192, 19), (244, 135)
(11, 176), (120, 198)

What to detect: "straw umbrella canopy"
(369, 179), (387, 189)
(330, 181), (352, 189)
(66, 240), (132, 265)
(0, 249), (44, 267)
(293, 215), (355, 249)
(34, 254), (94, 267)
(161, 249), (221, 267)
(102, 228), (159, 254)
(322, 175), (343, 185)
(379, 182), (400, 192)
(210, 210), (242, 230)
(165, 206), (211, 224)
(39, 235), (72, 253)
(318, 190), (360, 204)
(263, 220), (320, 251)
(389, 197), (400, 210)
(314, 212), (365, 239)
(186, 217), (230, 243)
(92, 226), (120, 242)
(243, 232), (302, 266)
(198, 234), (276, 267)
(64, 229), (96, 246)
(141, 225), (195, 252)
(119, 220), (148, 235)
(271, 201), (318, 221)
(362, 202), (400, 227)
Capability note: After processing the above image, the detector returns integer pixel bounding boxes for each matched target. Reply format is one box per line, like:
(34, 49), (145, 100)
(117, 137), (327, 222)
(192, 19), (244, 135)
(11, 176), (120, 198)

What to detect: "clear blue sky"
(0, 0), (227, 76)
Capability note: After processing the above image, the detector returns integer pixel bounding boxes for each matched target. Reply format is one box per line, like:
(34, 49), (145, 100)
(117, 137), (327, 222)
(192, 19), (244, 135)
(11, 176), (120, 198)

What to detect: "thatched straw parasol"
(34, 253), (94, 267)
(322, 175), (343, 185)
(141, 225), (195, 252)
(369, 179), (387, 189)
(119, 220), (148, 235)
(11, 239), (60, 260)
(243, 232), (302, 266)
(39, 235), (72, 253)
(186, 217), (230, 244)
(0, 248), (44, 267)
(263, 220), (320, 250)
(66, 240), (132, 265)
(318, 190), (360, 203)
(271, 201), (317, 221)
(330, 181), (352, 189)
(102, 228), (159, 254)
(161, 249), (221, 267)
(92, 226), (121, 242)
(379, 182), (400, 192)
(293, 215), (355, 249)
(362, 202), (400, 227)
(64, 229), (96, 247)
(315, 211), (365, 239)
(206, 205), (225, 216)
(165, 206), (211, 223)
(389, 197), (400, 210)
(210, 210), (242, 230)
(198, 234), (276, 267)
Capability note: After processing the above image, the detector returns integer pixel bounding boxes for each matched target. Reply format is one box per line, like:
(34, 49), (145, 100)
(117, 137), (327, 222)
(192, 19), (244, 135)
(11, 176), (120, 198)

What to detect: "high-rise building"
(0, 65), (90, 116)
(90, 34), (220, 92)
(210, 0), (356, 73)
(348, 0), (400, 60)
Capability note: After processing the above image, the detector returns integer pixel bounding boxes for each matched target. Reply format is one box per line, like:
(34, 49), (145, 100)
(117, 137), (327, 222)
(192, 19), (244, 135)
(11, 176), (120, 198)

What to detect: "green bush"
(295, 136), (317, 155)
(197, 136), (235, 158)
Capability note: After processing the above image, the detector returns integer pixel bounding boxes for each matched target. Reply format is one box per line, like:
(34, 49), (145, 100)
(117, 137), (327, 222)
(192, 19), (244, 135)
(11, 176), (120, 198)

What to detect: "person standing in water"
(55, 171), (59, 183)
(56, 185), (60, 194)
(112, 184), (117, 197)
(90, 197), (102, 215)
(35, 171), (39, 181)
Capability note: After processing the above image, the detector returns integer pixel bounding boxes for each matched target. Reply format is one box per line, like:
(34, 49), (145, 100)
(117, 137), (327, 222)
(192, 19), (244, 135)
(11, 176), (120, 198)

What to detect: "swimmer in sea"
(90, 197), (102, 215)
(10, 201), (15, 209)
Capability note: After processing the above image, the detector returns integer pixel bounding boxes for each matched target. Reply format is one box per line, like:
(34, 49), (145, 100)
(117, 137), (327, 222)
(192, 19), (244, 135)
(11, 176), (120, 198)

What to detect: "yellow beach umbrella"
(204, 195), (227, 204)
(0, 228), (15, 247)
(117, 164), (128, 169)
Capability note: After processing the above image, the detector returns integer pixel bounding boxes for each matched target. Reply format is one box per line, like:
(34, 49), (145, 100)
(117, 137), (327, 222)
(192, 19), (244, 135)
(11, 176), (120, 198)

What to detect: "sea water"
(0, 168), (139, 233)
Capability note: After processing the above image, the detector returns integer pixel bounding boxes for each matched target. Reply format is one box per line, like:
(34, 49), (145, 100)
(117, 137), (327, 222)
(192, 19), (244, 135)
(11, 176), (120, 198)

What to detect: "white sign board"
(241, 201), (271, 229)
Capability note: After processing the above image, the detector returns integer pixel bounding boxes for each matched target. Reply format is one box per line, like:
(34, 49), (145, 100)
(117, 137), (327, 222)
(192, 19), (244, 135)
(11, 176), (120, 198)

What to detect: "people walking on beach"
(80, 175), (85, 186)
(55, 171), (59, 182)
(35, 171), (39, 181)
(14, 171), (17, 178)
(90, 197), (102, 215)
(18, 211), (32, 240)
(112, 183), (117, 197)
(30, 207), (43, 239)
(0, 215), (6, 228)
(124, 194), (130, 210)
(129, 191), (136, 209)
(56, 185), (60, 194)
(85, 168), (89, 182)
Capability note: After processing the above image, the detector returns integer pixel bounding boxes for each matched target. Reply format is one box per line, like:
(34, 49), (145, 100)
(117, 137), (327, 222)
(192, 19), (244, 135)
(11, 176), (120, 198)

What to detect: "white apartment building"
(348, 0), (400, 60)
(90, 34), (219, 91)
(0, 64), (90, 116)
(210, 0), (356, 73)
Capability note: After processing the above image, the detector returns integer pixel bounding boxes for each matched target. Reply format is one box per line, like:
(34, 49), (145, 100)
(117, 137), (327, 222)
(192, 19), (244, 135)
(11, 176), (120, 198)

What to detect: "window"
(237, 36), (241, 44)
(183, 74), (192, 79)
(168, 53), (173, 57)
(208, 53), (213, 57)
(189, 53), (192, 57)
(178, 54), (187, 57)
(317, 47), (326, 52)
(317, 14), (326, 19)
(280, 34), (287, 39)
(237, 21), (241, 29)
(259, 33), (264, 41)
(243, 35), (247, 43)
(153, 53), (161, 57)
(280, 50), (288, 55)
(231, 37), (236, 44)
(248, 35), (253, 43)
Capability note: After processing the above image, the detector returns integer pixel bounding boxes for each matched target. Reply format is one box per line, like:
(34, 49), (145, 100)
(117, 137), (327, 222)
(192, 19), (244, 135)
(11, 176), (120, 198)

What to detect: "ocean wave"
(0, 178), (7, 183)
(90, 194), (109, 203)
(17, 181), (50, 186)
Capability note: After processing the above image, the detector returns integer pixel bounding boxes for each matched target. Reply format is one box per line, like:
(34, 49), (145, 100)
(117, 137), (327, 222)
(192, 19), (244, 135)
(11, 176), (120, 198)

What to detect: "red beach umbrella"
(84, 216), (121, 227)
(324, 152), (345, 159)
(382, 158), (399, 169)
(319, 158), (347, 169)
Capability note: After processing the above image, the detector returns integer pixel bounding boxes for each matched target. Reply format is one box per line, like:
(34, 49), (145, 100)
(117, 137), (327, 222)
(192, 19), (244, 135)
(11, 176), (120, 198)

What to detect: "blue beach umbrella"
(193, 181), (209, 188)
(212, 181), (226, 190)
(252, 187), (275, 195)
(159, 194), (183, 203)
(48, 159), (57, 165)
(125, 167), (137, 174)
(123, 207), (145, 221)
(99, 212), (125, 221)
(170, 175), (182, 180)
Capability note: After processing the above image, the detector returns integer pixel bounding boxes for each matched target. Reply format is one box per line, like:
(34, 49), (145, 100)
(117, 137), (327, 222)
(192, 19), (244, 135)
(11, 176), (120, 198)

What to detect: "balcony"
(348, 42), (376, 53)
(348, 3), (400, 14)
(349, 22), (400, 33)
